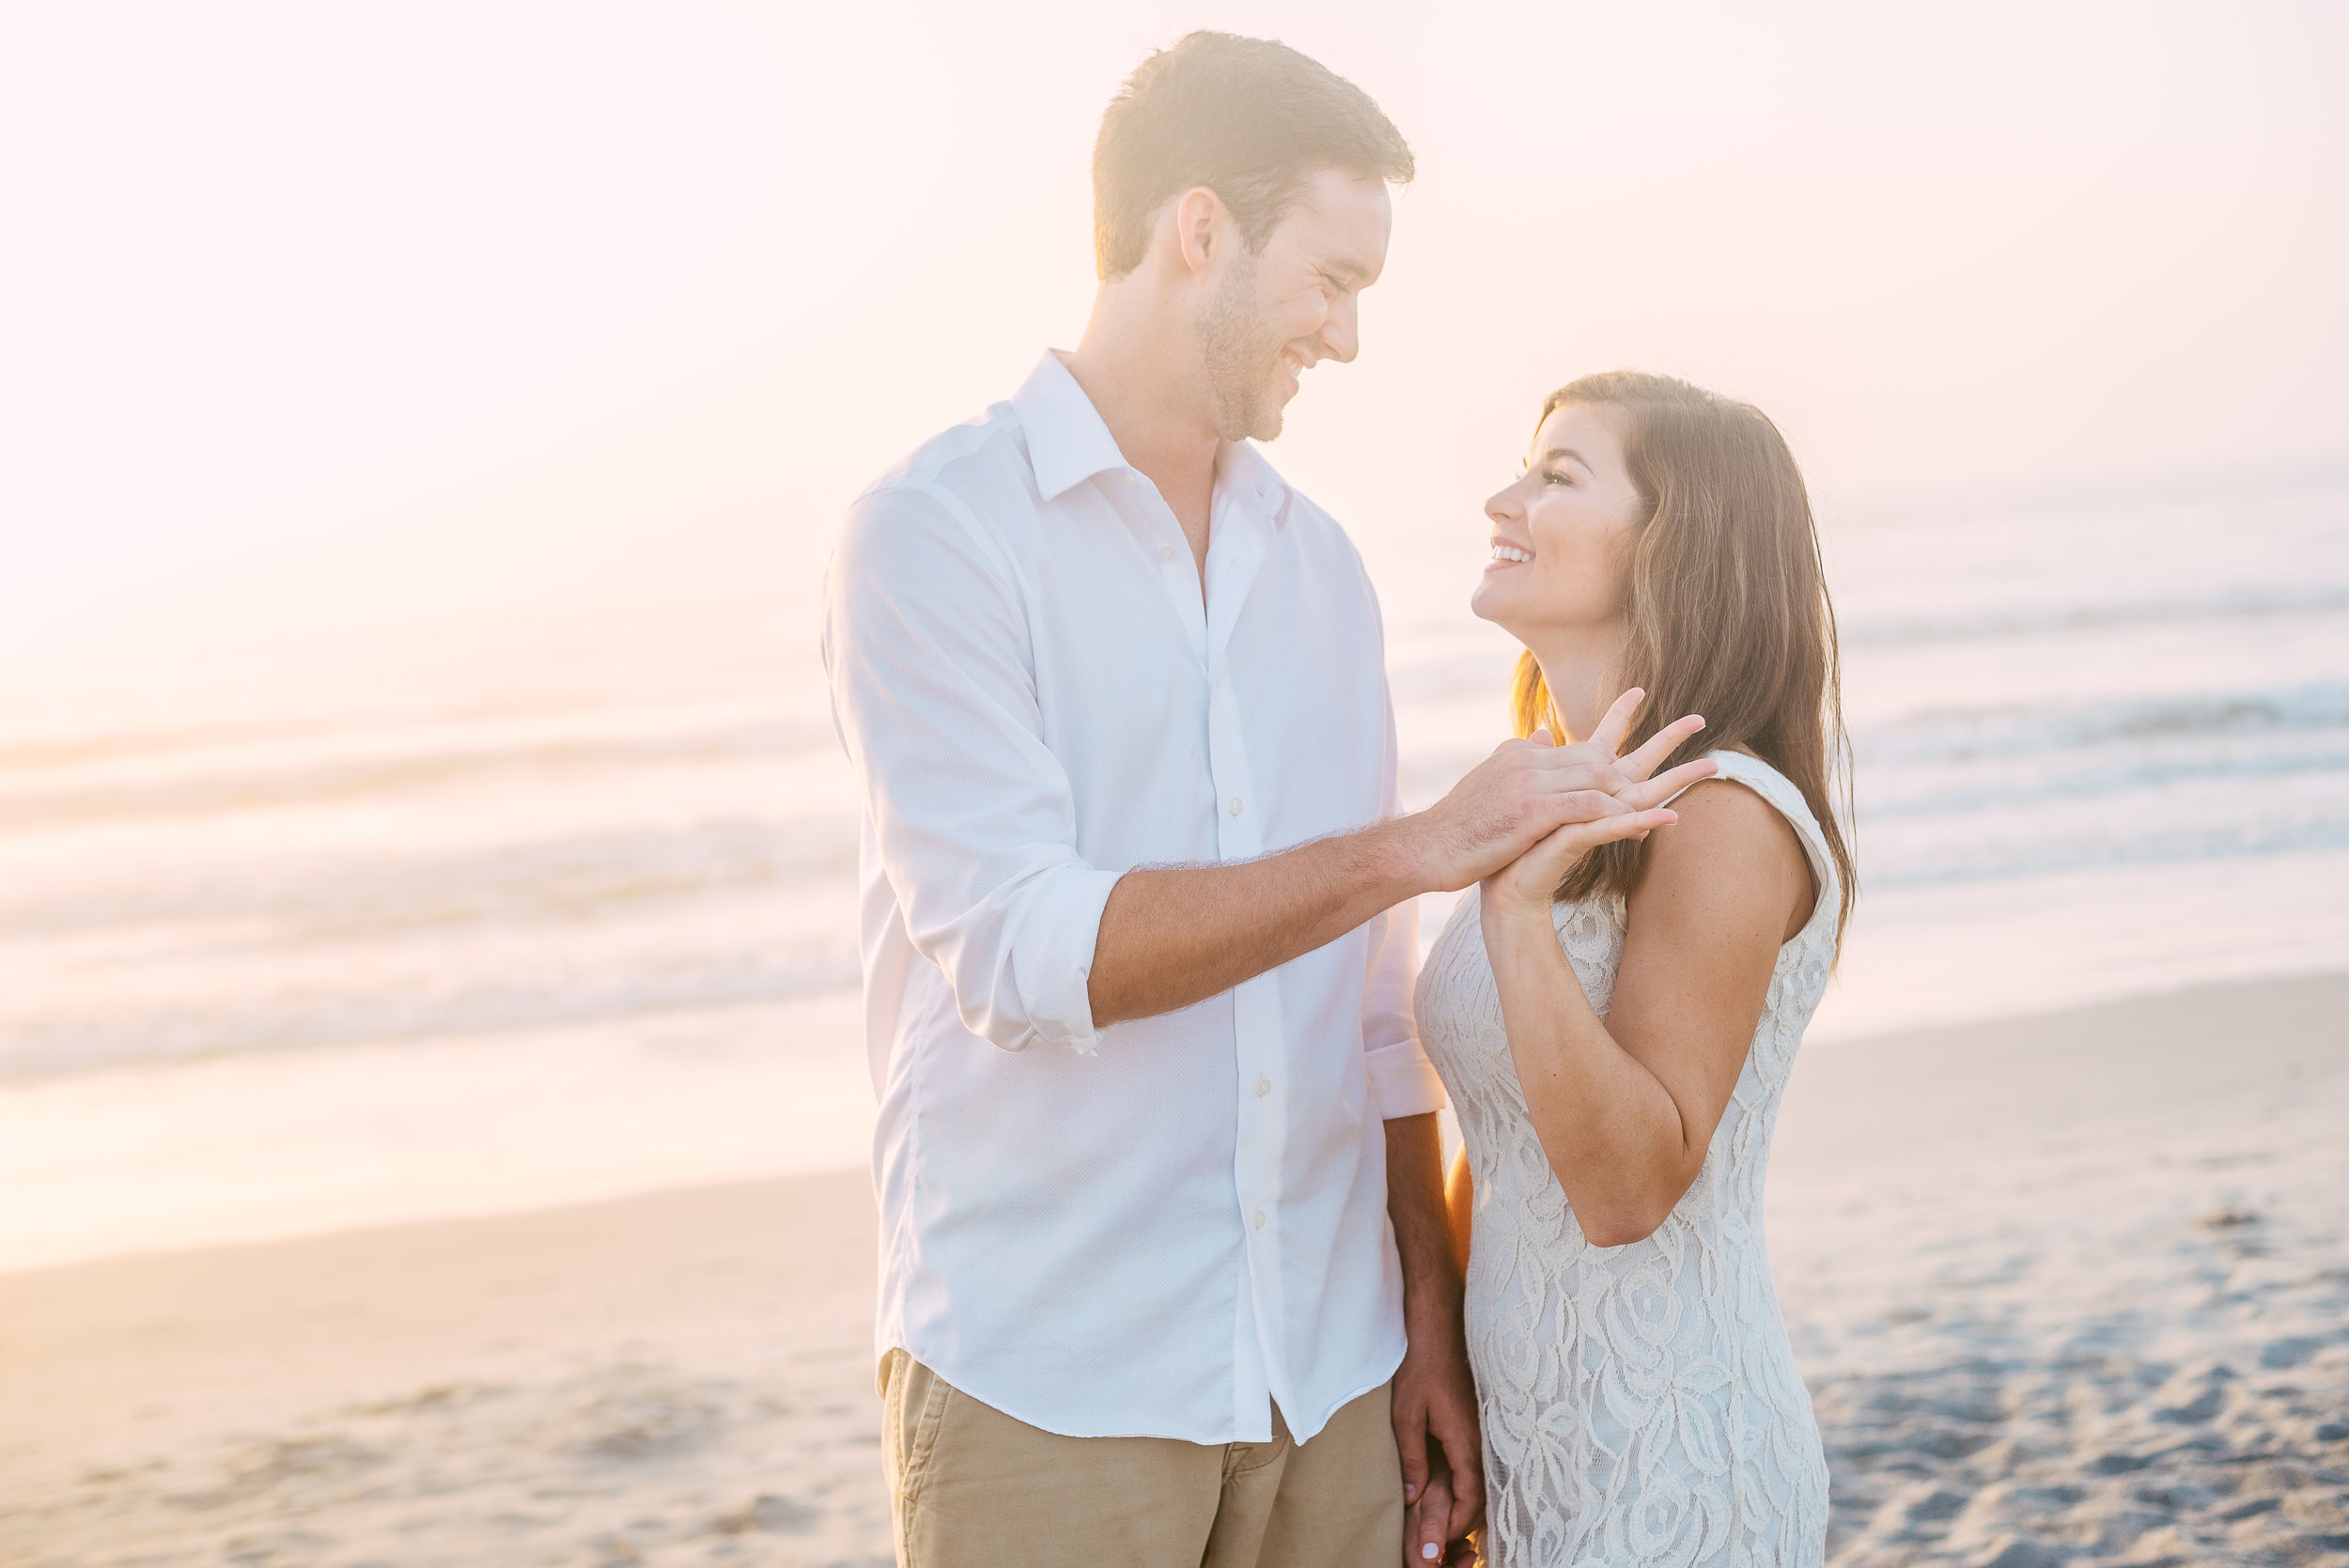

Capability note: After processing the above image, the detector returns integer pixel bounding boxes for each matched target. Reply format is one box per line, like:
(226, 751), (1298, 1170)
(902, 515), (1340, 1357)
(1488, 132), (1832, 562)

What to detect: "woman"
(1416, 372), (1855, 1566)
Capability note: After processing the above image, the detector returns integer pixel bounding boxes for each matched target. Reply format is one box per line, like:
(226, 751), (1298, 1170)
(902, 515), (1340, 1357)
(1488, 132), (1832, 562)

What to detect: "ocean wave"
(1837, 589), (2349, 648)
(1386, 606), (2349, 713)
(1859, 744), (2349, 821)
(1857, 816), (2349, 892)
(0, 816), (861, 939)
(1856, 681), (2349, 764)
(0, 716), (842, 831)
(0, 958), (865, 1082)
(1390, 683), (2349, 802)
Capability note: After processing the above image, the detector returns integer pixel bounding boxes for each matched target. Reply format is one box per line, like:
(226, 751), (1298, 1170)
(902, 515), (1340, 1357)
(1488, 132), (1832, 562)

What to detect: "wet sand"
(3, 972), (2344, 1566)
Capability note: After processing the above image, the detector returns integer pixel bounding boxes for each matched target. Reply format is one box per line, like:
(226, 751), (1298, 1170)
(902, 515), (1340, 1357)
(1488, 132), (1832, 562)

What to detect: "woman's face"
(1470, 401), (1647, 644)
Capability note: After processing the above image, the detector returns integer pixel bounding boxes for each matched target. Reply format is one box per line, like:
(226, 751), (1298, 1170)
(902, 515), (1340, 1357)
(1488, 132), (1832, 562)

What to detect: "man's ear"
(1172, 186), (1228, 280)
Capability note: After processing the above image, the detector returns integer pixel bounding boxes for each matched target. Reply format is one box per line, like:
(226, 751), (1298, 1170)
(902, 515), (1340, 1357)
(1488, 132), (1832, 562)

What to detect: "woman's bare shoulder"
(1638, 773), (1812, 936)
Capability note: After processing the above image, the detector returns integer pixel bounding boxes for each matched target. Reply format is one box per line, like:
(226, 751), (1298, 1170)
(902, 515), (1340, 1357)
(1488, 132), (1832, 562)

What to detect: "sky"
(3, 0), (2344, 664)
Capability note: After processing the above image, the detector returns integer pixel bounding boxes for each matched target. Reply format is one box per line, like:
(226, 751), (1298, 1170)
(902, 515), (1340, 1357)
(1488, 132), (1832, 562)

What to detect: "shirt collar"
(1215, 435), (1288, 519)
(1012, 351), (1128, 503)
(1012, 350), (1290, 520)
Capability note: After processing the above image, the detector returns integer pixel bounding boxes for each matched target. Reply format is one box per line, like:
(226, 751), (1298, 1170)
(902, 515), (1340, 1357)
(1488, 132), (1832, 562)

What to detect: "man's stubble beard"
(1193, 253), (1285, 443)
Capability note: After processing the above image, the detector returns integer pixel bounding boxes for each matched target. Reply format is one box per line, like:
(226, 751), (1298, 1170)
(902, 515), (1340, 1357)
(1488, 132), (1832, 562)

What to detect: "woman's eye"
(1543, 469), (1572, 486)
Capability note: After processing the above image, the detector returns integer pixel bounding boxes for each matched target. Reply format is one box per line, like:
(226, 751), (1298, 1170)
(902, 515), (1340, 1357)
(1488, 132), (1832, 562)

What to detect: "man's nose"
(1319, 296), (1360, 364)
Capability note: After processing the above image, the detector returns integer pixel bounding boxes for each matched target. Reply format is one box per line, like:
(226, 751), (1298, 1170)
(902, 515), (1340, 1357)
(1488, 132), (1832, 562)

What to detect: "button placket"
(1228, 967), (1288, 1415)
(1102, 469), (1205, 660)
(1205, 678), (1260, 864)
(1190, 486), (1290, 1409)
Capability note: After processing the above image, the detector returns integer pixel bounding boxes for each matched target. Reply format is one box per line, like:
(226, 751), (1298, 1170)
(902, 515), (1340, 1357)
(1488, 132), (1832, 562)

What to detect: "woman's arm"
(1480, 776), (1812, 1247)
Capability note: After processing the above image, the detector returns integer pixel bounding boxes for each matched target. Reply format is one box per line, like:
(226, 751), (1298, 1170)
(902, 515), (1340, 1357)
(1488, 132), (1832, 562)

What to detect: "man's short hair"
(1092, 32), (1414, 281)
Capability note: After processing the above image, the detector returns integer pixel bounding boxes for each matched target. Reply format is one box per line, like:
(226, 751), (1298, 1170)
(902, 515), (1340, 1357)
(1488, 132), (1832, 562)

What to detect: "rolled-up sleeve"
(824, 482), (1121, 1055)
(1359, 648), (1446, 1119)
(1362, 907), (1443, 1118)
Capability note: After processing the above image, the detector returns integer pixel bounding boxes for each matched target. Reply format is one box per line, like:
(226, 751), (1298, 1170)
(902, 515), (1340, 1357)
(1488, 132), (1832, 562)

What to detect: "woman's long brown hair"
(1512, 372), (1856, 942)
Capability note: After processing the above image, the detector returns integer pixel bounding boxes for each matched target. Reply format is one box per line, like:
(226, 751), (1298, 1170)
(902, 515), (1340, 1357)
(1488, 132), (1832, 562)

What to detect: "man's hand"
(1481, 696), (1716, 919)
(1394, 1324), (1483, 1565)
(1404, 698), (1717, 893)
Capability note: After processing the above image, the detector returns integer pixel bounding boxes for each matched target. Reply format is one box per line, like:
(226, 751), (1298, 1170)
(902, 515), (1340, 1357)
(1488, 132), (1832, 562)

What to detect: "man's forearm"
(1081, 725), (1697, 1030)
(1086, 817), (1423, 1027)
(1385, 1111), (1465, 1331)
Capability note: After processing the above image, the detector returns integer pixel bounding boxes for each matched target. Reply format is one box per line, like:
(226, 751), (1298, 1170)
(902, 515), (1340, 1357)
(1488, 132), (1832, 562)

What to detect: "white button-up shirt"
(822, 351), (1444, 1444)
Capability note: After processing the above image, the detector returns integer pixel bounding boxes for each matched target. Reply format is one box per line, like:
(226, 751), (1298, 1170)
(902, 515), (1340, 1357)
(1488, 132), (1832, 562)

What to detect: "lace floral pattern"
(1418, 752), (1836, 1567)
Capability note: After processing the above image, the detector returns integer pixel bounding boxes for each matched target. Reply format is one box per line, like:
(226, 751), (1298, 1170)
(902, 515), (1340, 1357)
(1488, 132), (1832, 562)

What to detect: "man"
(824, 32), (1673, 1567)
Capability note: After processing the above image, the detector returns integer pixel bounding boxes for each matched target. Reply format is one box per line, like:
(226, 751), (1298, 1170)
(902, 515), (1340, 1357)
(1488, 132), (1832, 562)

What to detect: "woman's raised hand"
(1480, 689), (1717, 918)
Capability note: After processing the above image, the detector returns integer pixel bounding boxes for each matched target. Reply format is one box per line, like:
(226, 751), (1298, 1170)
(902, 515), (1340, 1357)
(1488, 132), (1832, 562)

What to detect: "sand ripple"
(13, 1348), (891, 1567)
(1773, 979), (2349, 1566)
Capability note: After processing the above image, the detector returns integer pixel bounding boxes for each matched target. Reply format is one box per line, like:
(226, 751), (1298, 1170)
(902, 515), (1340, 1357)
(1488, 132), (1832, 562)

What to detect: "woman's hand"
(1480, 690), (1714, 923)
(1405, 1466), (1482, 1565)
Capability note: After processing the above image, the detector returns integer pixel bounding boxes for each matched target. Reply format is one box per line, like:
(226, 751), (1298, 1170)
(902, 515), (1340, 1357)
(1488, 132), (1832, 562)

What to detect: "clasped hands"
(1418, 688), (1717, 914)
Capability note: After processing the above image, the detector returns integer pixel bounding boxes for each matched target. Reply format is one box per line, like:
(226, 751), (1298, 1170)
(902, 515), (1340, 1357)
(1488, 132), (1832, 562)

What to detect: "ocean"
(4, 461), (2344, 1270)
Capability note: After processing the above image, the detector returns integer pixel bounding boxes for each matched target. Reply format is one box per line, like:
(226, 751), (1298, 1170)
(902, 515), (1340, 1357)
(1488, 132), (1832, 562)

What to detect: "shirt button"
(1159, 544), (1176, 562)
(1229, 797), (1244, 815)
(1252, 1210), (1268, 1230)
(1255, 1079), (1272, 1097)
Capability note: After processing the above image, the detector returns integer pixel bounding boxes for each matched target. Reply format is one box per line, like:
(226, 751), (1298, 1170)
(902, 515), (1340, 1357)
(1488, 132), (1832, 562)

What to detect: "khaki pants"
(879, 1349), (1404, 1567)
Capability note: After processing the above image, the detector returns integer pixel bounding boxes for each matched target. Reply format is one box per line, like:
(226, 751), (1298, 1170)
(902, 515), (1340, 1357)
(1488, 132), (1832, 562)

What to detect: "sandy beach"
(4, 972), (2344, 1567)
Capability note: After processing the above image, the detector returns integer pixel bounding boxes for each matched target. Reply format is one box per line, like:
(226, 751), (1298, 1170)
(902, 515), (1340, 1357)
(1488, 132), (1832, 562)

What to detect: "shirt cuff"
(1365, 1039), (1447, 1119)
(1015, 864), (1125, 1056)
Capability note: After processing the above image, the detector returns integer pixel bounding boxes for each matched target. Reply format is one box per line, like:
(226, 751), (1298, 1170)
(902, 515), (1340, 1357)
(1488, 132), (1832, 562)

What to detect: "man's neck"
(1062, 311), (1222, 572)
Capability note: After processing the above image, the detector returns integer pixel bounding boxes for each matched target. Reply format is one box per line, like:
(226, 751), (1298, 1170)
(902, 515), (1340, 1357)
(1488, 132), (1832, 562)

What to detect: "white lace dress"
(1417, 751), (1836, 1568)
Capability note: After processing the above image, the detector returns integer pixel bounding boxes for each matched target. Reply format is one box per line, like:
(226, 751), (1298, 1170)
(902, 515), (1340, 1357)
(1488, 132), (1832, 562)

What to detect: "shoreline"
(4, 972), (2344, 1565)
(10, 954), (2347, 1281)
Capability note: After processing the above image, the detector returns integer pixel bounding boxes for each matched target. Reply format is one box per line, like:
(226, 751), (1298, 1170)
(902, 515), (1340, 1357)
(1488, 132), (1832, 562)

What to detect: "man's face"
(1194, 167), (1392, 442)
